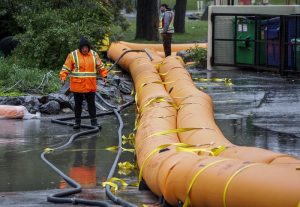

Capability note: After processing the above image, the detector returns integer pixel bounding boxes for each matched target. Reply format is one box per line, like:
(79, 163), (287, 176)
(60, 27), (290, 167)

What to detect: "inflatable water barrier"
(107, 42), (300, 207)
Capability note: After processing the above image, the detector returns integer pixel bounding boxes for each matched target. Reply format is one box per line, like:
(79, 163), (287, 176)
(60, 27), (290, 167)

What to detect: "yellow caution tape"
(106, 146), (135, 153)
(121, 147), (135, 153)
(129, 181), (139, 187)
(105, 146), (119, 152)
(108, 177), (128, 187)
(223, 163), (261, 207)
(183, 159), (232, 207)
(130, 88), (135, 96)
(44, 148), (54, 154)
(102, 177), (129, 192)
(138, 143), (191, 182)
(102, 181), (118, 192)
(122, 133), (135, 145)
(118, 162), (136, 170)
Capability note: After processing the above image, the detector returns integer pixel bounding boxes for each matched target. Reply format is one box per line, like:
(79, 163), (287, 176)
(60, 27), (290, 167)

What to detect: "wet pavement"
(0, 68), (300, 206)
(191, 68), (300, 158)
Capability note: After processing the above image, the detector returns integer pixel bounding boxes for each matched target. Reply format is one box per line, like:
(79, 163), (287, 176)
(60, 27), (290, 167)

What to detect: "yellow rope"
(223, 163), (261, 207)
(138, 143), (191, 182)
(183, 159), (232, 207)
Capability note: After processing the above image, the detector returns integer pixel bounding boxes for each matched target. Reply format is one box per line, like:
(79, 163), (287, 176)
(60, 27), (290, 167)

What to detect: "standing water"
(0, 68), (299, 194)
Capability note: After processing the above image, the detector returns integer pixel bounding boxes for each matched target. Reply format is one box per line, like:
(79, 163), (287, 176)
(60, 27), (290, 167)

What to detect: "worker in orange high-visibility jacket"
(59, 37), (108, 129)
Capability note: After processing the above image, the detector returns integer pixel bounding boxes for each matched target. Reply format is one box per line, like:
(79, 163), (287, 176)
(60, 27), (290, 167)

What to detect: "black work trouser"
(161, 33), (172, 57)
(73, 92), (96, 122)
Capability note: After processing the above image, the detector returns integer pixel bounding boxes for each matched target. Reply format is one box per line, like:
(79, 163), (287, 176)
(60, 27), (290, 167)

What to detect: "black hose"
(41, 111), (112, 206)
(41, 96), (136, 207)
(41, 49), (148, 206)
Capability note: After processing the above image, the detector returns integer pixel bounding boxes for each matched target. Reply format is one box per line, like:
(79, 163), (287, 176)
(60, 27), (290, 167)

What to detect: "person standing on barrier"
(159, 3), (174, 57)
(59, 37), (108, 129)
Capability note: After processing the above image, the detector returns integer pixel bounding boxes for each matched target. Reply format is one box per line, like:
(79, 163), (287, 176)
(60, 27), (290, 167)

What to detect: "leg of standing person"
(73, 92), (84, 129)
(162, 33), (168, 57)
(165, 33), (172, 57)
(85, 92), (100, 128)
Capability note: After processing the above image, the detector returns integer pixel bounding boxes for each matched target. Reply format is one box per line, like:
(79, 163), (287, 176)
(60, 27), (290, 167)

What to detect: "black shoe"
(73, 119), (81, 129)
(73, 123), (80, 129)
(91, 118), (101, 130)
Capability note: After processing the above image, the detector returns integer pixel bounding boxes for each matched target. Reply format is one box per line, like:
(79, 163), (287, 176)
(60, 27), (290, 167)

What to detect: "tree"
(0, 0), (128, 69)
(135, 0), (159, 41)
(174, 0), (187, 33)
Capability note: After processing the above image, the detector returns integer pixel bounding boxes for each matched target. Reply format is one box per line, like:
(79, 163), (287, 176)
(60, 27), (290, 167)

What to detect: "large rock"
(0, 97), (23, 105)
(23, 96), (41, 113)
(48, 93), (71, 108)
(39, 100), (60, 114)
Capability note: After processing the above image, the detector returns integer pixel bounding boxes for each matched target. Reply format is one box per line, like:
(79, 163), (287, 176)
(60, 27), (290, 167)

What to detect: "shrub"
(187, 46), (207, 68)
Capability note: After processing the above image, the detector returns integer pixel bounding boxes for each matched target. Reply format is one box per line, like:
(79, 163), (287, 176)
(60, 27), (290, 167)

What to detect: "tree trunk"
(135, 0), (159, 41)
(174, 0), (187, 33)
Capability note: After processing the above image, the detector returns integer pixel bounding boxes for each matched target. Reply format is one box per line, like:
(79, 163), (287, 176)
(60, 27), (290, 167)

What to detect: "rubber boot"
(73, 119), (81, 129)
(91, 118), (101, 130)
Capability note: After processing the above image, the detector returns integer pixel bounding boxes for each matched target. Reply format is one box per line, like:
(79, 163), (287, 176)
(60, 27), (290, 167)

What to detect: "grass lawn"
(112, 18), (208, 44)
(162, 0), (203, 10)
(162, 0), (287, 8)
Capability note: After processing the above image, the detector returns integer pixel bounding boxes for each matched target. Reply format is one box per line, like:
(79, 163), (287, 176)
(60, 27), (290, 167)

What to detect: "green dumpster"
(235, 18), (255, 65)
(291, 38), (300, 71)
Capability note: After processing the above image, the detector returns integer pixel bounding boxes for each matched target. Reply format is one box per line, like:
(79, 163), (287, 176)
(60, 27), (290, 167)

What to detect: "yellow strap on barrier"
(138, 97), (177, 113)
(146, 127), (214, 140)
(130, 88), (135, 96)
(177, 145), (226, 156)
(44, 148), (54, 154)
(140, 80), (174, 89)
(223, 163), (261, 207)
(177, 147), (215, 155)
(183, 159), (232, 207)
(158, 71), (169, 76)
(138, 143), (191, 182)
(211, 145), (226, 156)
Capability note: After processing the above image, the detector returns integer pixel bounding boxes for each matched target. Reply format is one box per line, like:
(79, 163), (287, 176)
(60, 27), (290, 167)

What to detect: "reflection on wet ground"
(0, 68), (299, 206)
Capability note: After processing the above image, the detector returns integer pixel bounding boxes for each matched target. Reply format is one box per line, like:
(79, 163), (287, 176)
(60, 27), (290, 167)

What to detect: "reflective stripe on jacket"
(159, 10), (174, 34)
(59, 49), (105, 93)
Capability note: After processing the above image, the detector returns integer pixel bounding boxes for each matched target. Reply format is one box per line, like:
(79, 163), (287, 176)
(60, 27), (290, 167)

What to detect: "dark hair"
(79, 36), (91, 52)
(160, 3), (170, 9)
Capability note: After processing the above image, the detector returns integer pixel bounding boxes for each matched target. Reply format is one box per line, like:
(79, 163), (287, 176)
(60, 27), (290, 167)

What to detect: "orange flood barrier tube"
(119, 41), (207, 53)
(108, 42), (300, 207)
(158, 56), (300, 166)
